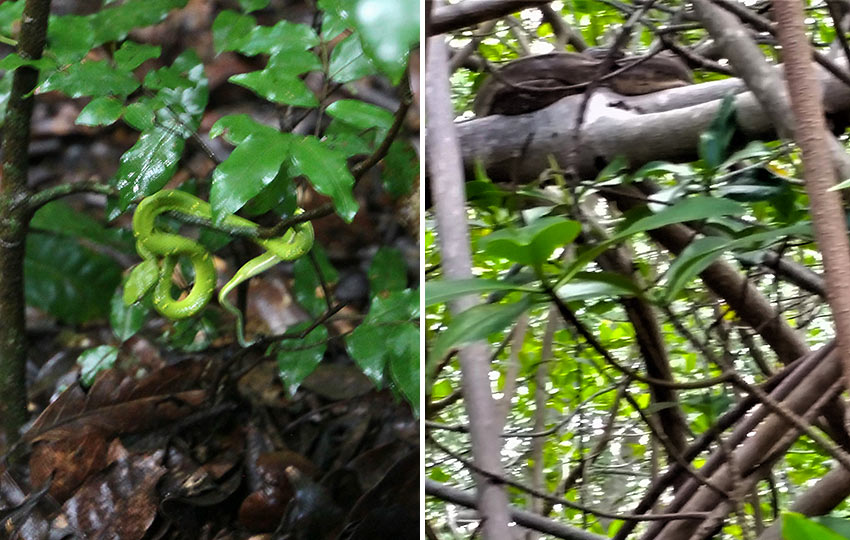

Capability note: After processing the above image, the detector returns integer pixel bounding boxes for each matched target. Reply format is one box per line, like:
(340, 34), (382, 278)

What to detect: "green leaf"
(124, 260), (159, 305)
(365, 288), (419, 324)
(0, 53), (57, 72)
(617, 197), (746, 238)
(368, 247), (408, 293)
(276, 323), (327, 396)
(212, 10), (254, 53)
(122, 101), (156, 131)
(47, 14), (96, 63)
(39, 60), (140, 98)
(77, 345), (119, 387)
(482, 217), (581, 267)
(347, 324), (392, 385)
(0, 75), (10, 128)
(813, 516), (850, 539)
(114, 41), (161, 71)
(350, 0), (419, 83)
(595, 154), (629, 184)
(699, 94), (736, 170)
(382, 141), (417, 196)
(632, 160), (694, 179)
(428, 297), (532, 367)
(347, 288), (417, 388)
(149, 49), (208, 133)
(239, 0), (270, 12)
(663, 236), (728, 301)
(210, 132), (292, 222)
(0, 1), (24, 36)
(782, 513), (848, 540)
(388, 324), (419, 414)
(31, 200), (134, 253)
(89, 0), (189, 45)
(229, 70), (317, 107)
(25, 233), (122, 324)
(555, 272), (642, 302)
(76, 96), (124, 126)
(210, 113), (281, 145)
(290, 136), (359, 221)
(110, 287), (148, 342)
(240, 20), (319, 56)
(425, 278), (532, 307)
(329, 33), (378, 83)
(293, 245), (339, 317)
(112, 127), (185, 214)
(716, 169), (789, 202)
(326, 99), (394, 136)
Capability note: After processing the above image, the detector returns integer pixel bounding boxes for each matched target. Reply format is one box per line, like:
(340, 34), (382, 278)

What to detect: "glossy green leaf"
(425, 278), (532, 307)
(326, 99), (394, 135)
(482, 217), (581, 267)
(47, 14), (96, 63)
(716, 169), (788, 202)
(114, 41), (161, 71)
(365, 288), (419, 324)
(699, 94), (736, 170)
(290, 136), (359, 221)
(663, 236), (728, 301)
(347, 324), (391, 385)
(350, 0), (419, 83)
(329, 33), (378, 83)
(25, 233), (122, 324)
(77, 345), (119, 387)
(347, 288), (417, 388)
(76, 96), (124, 126)
(39, 60), (140, 98)
(210, 113), (281, 145)
(122, 101), (156, 131)
(230, 70), (317, 107)
(617, 197), (746, 237)
(150, 49), (208, 133)
(555, 272), (641, 302)
(124, 260), (159, 305)
(210, 131), (292, 222)
(0, 53), (57, 72)
(0, 75), (10, 127)
(388, 324), (419, 415)
(782, 513), (847, 540)
(31, 200), (134, 253)
(239, 0), (270, 12)
(0, 1), (24, 35)
(212, 10), (254, 53)
(368, 247), (407, 293)
(382, 140), (417, 196)
(276, 323), (327, 396)
(812, 516), (850, 539)
(663, 222), (811, 301)
(89, 0), (188, 44)
(293, 246), (339, 317)
(240, 20), (319, 56)
(429, 297), (532, 367)
(110, 287), (148, 342)
(632, 160), (694, 179)
(113, 127), (185, 214)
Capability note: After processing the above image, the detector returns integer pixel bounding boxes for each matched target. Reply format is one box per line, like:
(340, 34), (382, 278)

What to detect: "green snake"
(124, 189), (314, 345)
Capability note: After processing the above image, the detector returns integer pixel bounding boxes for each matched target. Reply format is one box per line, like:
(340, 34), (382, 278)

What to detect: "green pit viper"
(124, 189), (314, 346)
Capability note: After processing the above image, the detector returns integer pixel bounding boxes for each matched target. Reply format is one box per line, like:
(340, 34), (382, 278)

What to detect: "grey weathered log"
(458, 62), (850, 182)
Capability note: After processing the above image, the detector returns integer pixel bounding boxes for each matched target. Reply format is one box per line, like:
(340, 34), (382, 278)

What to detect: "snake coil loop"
(125, 189), (314, 345)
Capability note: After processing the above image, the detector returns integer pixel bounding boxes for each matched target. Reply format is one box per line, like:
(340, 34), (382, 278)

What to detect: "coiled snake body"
(126, 189), (314, 345)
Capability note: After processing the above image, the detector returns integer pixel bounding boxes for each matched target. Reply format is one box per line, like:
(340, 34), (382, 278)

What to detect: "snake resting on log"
(472, 50), (693, 117)
(124, 189), (315, 346)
